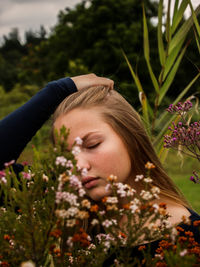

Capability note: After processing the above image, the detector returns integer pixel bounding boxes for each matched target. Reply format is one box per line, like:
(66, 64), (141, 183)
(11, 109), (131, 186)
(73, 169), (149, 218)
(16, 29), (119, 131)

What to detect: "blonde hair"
(53, 86), (189, 207)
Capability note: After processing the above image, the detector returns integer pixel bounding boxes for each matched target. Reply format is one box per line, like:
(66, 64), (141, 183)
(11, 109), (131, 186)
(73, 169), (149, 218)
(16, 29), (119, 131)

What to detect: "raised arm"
(0, 77), (77, 169)
(0, 74), (113, 169)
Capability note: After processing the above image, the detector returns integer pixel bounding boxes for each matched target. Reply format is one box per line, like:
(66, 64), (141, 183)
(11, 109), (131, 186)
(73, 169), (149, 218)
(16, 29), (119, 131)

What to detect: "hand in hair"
(71, 73), (114, 91)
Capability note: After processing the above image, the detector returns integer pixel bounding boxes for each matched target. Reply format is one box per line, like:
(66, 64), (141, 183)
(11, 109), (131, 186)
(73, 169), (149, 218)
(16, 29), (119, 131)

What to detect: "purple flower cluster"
(164, 100), (200, 183)
(166, 100), (193, 114)
(190, 171), (200, 184)
(164, 121), (200, 151)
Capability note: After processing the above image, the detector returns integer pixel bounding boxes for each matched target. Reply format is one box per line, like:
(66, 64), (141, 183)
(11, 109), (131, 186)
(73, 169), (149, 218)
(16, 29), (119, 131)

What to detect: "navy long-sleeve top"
(0, 77), (77, 170)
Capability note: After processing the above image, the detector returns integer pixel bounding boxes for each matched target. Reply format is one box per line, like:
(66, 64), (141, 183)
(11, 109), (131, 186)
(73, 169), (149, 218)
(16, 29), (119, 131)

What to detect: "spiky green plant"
(123, 0), (200, 160)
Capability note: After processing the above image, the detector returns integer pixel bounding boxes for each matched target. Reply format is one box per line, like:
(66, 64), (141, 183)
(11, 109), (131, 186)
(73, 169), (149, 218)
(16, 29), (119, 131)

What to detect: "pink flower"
(0, 170), (6, 178)
(22, 172), (32, 180)
(22, 161), (29, 166)
(4, 159), (15, 167)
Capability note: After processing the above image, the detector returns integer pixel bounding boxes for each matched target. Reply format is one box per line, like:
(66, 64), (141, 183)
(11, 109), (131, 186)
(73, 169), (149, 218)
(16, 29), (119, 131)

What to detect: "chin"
(87, 186), (111, 201)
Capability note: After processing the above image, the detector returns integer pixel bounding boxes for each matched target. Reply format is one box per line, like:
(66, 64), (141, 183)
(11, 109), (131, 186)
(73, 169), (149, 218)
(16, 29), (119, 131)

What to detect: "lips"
(82, 176), (100, 189)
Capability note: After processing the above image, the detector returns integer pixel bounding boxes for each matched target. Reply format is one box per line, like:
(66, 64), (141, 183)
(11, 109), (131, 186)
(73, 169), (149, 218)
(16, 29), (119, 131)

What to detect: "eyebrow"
(81, 131), (102, 142)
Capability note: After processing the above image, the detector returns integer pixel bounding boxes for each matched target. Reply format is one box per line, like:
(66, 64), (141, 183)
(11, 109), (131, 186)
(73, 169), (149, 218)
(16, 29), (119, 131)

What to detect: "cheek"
(91, 145), (131, 178)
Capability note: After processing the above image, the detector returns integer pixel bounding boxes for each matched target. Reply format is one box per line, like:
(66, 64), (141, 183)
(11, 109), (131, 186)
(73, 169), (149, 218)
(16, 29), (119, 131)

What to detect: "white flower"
(66, 207), (79, 218)
(151, 186), (160, 194)
(130, 204), (138, 214)
(102, 219), (117, 228)
(69, 256), (74, 263)
(78, 188), (86, 197)
(66, 160), (73, 168)
(170, 227), (178, 242)
(1, 177), (7, 184)
(148, 222), (158, 231)
(106, 197), (118, 204)
(140, 190), (153, 200)
(91, 219), (99, 225)
(154, 254), (163, 260)
(42, 174), (49, 182)
(77, 210), (89, 219)
(81, 199), (91, 209)
(115, 183), (135, 197)
(69, 175), (82, 189)
(144, 177), (153, 183)
(81, 167), (88, 177)
(131, 198), (140, 205)
(20, 261), (35, 267)
(180, 249), (187, 257)
(55, 209), (69, 219)
(88, 243), (96, 250)
(152, 203), (159, 212)
(72, 146), (81, 156)
(102, 219), (112, 228)
(105, 184), (111, 192)
(56, 191), (79, 206)
(75, 136), (83, 145)
(135, 174), (144, 182)
(55, 156), (67, 166)
(66, 219), (76, 227)
(67, 236), (73, 247)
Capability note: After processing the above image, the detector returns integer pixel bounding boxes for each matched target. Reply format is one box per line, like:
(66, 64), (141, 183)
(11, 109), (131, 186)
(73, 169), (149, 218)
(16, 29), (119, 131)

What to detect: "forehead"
(54, 108), (108, 142)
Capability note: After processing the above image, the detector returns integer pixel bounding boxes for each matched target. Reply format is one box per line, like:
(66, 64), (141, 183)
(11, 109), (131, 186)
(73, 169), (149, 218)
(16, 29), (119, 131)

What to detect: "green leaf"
(122, 50), (150, 131)
(153, 113), (180, 152)
(155, 72), (200, 129)
(172, 0), (180, 19)
(157, 144), (169, 163)
(143, 4), (150, 62)
(122, 50), (144, 93)
(162, 38), (184, 81)
(165, 0), (172, 43)
(158, 0), (165, 66)
(158, 43), (188, 105)
(188, 1), (200, 37)
(194, 28), (200, 54)
(143, 4), (159, 93)
(146, 61), (160, 93)
(171, 0), (189, 35)
(138, 91), (150, 135)
(169, 4), (200, 54)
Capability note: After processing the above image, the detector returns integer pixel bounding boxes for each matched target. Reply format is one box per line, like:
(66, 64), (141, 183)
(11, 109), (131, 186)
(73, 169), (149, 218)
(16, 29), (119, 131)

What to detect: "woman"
(1, 73), (199, 263)
(0, 74), (113, 171)
(52, 81), (200, 263)
(53, 83), (194, 225)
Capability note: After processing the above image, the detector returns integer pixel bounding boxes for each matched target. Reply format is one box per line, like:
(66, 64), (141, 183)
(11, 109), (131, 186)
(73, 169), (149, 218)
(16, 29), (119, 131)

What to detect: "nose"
(76, 152), (91, 171)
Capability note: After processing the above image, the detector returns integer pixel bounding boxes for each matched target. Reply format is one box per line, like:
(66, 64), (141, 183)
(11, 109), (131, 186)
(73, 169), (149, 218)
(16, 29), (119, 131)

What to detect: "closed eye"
(87, 143), (100, 149)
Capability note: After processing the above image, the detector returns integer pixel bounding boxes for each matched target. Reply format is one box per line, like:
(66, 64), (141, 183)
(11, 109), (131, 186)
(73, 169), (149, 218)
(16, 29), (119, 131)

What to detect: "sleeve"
(0, 77), (77, 170)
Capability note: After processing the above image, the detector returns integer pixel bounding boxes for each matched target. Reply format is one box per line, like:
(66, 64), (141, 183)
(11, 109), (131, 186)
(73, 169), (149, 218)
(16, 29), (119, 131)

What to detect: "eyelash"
(87, 143), (100, 149)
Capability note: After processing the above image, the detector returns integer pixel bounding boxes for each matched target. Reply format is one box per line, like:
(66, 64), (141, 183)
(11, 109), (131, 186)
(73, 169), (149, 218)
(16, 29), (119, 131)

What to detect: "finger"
(96, 77), (114, 89)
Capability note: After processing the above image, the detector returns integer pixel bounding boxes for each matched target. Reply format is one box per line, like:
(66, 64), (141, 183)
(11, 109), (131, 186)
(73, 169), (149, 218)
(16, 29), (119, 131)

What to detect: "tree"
(46, 0), (158, 104)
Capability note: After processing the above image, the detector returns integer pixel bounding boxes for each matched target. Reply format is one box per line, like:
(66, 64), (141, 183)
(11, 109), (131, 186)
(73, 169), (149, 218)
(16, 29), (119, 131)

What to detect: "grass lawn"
(164, 150), (200, 213)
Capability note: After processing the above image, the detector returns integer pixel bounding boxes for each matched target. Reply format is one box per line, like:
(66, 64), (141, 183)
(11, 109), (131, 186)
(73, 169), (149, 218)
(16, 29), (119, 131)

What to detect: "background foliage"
(0, 0), (200, 210)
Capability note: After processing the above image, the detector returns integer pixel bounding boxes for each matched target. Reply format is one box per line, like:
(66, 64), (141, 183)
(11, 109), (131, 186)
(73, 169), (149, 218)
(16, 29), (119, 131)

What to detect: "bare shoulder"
(165, 201), (191, 225)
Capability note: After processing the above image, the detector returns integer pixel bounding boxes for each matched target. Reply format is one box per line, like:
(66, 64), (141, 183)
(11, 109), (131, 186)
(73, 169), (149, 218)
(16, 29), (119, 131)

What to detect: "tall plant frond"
(143, 4), (159, 93)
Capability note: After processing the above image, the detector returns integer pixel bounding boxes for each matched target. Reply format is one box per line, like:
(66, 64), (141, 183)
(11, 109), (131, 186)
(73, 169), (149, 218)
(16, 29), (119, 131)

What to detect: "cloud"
(0, 0), (81, 42)
(0, 0), (199, 43)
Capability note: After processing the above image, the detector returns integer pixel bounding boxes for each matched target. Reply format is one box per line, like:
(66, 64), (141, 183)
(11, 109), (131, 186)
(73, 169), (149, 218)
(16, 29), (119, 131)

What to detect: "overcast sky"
(0, 0), (199, 44)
